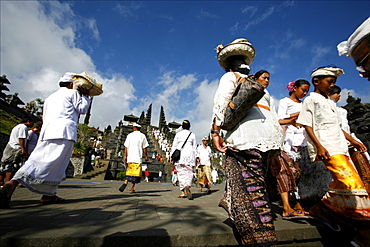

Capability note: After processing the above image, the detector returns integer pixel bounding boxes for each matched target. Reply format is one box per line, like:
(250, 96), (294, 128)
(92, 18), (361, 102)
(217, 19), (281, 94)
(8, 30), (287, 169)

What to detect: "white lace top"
(278, 97), (307, 160)
(212, 72), (283, 152)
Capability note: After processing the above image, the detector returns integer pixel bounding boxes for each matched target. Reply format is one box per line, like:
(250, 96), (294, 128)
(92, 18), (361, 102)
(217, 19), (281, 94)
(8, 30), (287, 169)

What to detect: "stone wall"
(70, 157), (85, 177)
(343, 95), (370, 151)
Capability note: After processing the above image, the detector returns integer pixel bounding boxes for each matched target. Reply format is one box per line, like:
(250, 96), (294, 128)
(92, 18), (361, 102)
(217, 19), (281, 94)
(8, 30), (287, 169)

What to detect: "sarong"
(350, 149), (370, 194)
(322, 154), (370, 220)
(269, 151), (300, 194)
(219, 147), (277, 246)
(198, 165), (212, 188)
(13, 139), (74, 196)
(126, 163), (142, 183)
(0, 144), (23, 174)
(176, 163), (193, 190)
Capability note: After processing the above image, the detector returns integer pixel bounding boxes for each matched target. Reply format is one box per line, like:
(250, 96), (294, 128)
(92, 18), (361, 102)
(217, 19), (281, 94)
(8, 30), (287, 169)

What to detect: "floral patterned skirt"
(219, 147), (277, 246)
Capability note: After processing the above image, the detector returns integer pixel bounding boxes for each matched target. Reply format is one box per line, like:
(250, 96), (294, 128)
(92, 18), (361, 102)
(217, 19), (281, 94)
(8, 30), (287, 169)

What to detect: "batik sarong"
(269, 151), (300, 194)
(176, 163), (193, 191)
(0, 144), (23, 174)
(198, 165), (212, 188)
(322, 154), (370, 220)
(350, 149), (370, 194)
(219, 147), (277, 246)
(126, 163), (142, 183)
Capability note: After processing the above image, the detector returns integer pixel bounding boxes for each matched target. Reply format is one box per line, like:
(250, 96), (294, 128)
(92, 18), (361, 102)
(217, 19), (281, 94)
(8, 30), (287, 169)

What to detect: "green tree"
(73, 124), (95, 157)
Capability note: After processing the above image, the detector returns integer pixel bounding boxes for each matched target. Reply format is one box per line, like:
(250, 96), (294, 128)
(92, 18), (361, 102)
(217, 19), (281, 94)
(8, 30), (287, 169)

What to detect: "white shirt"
(297, 92), (349, 161)
(213, 72), (283, 151)
(27, 129), (39, 154)
(336, 106), (351, 134)
(278, 97), (307, 155)
(124, 130), (149, 163)
(8, 123), (28, 149)
(39, 87), (91, 142)
(196, 145), (212, 166)
(171, 129), (197, 165)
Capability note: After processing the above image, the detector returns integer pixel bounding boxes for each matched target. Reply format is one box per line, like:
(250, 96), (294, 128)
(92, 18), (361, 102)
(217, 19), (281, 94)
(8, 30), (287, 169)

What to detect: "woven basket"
(72, 72), (103, 96)
(217, 38), (256, 69)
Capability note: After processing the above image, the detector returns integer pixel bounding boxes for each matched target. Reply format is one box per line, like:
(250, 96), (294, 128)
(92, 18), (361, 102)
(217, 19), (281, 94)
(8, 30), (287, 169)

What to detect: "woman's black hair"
(224, 55), (250, 74)
(182, 120), (191, 130)
(59, 81), (72, 87)
(254, 70), (269, 80)
(328, 85), (341, 95)
(289, 79), (310, 95)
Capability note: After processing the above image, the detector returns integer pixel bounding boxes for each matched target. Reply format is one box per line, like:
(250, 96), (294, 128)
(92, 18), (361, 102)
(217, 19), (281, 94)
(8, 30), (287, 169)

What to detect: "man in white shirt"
(0, 72), (91, 208)
(119, 123), (149, 193)
(196, 136), (213, 194)
(0, 117), (34, 186)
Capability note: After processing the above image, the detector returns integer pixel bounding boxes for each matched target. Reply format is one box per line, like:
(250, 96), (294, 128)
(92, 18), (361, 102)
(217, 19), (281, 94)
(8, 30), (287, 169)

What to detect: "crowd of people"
(1, 16), (369, 247)
(210, 17), (370, 247)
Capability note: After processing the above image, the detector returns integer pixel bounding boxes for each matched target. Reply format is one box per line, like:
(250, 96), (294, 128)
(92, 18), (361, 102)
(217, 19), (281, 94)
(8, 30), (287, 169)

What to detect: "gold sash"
(325, 154), (367, 195)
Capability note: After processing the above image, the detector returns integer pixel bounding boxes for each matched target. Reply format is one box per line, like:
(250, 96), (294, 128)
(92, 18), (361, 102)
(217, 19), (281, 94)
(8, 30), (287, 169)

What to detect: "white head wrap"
(311, 67), (344, 78)
(58, 72), (76, 83)
(337, 17), (370, 57)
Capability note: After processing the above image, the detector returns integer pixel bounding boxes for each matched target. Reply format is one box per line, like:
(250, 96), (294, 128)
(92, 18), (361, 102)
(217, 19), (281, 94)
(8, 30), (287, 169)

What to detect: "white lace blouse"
(278, 97), (307, 160)
(212, 72), (283, 152)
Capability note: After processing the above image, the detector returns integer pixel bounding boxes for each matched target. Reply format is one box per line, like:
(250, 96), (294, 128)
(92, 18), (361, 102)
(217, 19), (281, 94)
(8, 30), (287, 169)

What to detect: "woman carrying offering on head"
(211, 38), (283, 246)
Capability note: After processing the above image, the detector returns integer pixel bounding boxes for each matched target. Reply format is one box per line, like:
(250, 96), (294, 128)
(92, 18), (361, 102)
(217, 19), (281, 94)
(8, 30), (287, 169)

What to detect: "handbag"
(221, 72), (265, 131)
(171, 132), (192, 162)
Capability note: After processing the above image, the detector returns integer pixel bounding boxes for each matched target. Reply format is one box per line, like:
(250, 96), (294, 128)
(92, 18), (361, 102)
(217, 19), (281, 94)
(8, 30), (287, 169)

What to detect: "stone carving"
(343, 93), (370, 151)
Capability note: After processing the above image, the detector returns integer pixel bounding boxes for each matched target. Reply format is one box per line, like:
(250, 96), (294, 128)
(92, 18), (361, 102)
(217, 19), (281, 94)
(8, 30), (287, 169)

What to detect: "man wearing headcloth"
(337, 17), (370, 80)
(118, 123), (149, 193)
(0, 72), (91, 208)
(297, 66), (370, 246)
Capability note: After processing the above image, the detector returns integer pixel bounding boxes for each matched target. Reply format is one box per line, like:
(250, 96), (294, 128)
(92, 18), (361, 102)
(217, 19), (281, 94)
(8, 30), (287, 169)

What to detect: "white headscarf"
(311, 67), (344, 78)
(58, 72), (76, 83)
(337, 17), (370, 57)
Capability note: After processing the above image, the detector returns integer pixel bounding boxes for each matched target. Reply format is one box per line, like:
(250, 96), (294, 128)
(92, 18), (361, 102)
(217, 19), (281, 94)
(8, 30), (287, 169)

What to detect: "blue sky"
(1, 1), (369, 142)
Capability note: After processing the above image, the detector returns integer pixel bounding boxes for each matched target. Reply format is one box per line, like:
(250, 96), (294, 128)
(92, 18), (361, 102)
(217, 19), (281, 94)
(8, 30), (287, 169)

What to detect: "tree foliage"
(73, 124), (95, 157)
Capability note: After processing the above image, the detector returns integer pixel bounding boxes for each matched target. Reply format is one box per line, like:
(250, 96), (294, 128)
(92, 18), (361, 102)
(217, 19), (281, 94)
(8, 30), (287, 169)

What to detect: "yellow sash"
(325, 154), (367, 195)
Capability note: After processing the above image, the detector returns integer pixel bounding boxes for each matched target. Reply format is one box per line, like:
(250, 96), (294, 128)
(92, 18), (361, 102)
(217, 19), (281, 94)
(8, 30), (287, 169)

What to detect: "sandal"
(282, 210), (309, 220)
(185, 187), (193, 200)
(40, 195), (66, 204)
(119, 184), (127, 192)
(129, 190), (136, 193)
(177, 194), (186, 198)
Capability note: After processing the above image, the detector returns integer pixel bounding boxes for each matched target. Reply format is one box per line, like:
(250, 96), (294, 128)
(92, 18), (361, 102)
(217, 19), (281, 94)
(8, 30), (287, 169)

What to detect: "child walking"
(297, 66), (370, 246)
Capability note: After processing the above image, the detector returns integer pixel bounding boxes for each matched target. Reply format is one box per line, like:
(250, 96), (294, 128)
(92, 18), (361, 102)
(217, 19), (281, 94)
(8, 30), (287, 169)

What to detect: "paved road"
(0, 179), (356, 246)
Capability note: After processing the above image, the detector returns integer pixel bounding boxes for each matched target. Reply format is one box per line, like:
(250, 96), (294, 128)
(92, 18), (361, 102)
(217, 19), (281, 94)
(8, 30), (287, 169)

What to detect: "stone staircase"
(75, 159), (110, 180)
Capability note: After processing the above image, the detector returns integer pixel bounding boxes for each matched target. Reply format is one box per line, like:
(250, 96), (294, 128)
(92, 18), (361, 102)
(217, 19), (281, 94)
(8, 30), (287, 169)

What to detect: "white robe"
(13, 87), (91, 196)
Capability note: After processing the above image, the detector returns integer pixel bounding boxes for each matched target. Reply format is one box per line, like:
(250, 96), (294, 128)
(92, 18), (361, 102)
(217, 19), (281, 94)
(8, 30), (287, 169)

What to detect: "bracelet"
(211, 129), (220, 134)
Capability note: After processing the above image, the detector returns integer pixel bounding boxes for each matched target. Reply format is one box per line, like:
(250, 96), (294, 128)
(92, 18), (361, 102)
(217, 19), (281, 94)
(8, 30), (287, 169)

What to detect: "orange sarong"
(322, 154), (370, 220)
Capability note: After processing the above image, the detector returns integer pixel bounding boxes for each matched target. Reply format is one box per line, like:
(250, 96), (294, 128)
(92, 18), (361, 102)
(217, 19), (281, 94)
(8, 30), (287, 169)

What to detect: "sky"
(1, 1), (370, 143)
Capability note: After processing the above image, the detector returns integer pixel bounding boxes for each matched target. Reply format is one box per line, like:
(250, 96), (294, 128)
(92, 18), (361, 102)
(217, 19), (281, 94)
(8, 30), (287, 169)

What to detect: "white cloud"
(336, 88), (370, 107)
(0, 1), (134, 130)
(113, 2), (142, 17)
(309, 46), (331, 69)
